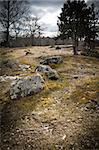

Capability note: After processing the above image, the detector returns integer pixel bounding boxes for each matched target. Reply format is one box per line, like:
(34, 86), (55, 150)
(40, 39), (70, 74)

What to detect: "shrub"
(81, 49), (99, 58)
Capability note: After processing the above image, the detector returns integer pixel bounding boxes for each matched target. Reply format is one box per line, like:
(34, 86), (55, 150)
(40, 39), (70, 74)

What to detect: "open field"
(0, 46), (99, 150)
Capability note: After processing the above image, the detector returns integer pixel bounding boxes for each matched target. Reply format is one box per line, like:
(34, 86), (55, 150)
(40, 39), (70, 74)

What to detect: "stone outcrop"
(0, 75), (21, 82)
(35, 65), (59, 80)
(8, 56), (63, 100)
(40, 56), (63, 65)
(10, 74), (44, 100)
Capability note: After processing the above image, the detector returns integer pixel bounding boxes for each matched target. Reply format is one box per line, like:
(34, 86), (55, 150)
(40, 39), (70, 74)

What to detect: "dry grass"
(0, 46), (99, 150)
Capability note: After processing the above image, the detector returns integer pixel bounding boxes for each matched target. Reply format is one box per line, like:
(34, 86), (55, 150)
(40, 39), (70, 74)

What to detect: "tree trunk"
(31, 35), (34, 46)
(5, 0), (10, 47)
(6, 27), (9, 47)
(91, 38), (95, 51)
(73, 45), (78, 55)
(72, 36), (78, 55)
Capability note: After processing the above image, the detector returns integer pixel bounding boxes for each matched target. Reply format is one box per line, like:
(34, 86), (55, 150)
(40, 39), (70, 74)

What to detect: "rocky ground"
(0, 46), (99, 150)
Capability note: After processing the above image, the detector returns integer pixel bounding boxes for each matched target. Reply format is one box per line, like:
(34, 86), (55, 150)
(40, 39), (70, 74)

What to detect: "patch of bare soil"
(0, 46), (99, 150)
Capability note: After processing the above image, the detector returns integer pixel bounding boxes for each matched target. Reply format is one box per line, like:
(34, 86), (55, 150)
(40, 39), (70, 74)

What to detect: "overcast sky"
(31, 0), (64, 37)
(31, 0), (98, 37)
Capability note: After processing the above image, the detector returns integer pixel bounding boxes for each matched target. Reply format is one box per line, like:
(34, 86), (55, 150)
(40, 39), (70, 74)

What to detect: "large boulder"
(10, 74), (44, 100)
(35, 65), (59, 80)
(40, 56), (63, 65)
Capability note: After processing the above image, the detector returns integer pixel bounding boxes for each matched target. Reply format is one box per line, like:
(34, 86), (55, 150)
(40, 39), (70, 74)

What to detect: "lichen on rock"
(35, 64), (59, 80)
(40, 55), (63, 65)
(10, 74), (44, 100)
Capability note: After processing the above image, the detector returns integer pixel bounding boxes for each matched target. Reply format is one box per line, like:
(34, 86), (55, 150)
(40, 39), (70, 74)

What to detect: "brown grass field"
(0, 46), (99, 150)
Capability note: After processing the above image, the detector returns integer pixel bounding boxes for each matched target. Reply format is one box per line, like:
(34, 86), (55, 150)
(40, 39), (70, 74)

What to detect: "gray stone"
(40, 56), (63, 65)
(35, 65), (59, 80)
(19, 64), (31, 71)
(35, 64), (51, 73)
(55, 46), (61, 50)
(10, 74), (44, 99)
(47, 69), (59, 80)
(0, 59), (19, 69)
(0, 75), (21, 82)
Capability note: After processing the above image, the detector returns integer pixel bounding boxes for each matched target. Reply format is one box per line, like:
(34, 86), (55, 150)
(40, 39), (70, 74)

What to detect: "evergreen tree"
(58, 0), (98, 55)
(84, 3), (98, 50)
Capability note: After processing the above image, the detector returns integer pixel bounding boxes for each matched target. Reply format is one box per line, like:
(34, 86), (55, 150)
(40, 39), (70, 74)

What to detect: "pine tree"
(57, 0), (98, 55)
(84, 3), (98, 51)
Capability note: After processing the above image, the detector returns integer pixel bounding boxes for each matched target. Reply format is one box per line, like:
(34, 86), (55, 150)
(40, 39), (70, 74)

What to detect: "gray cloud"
(30, 0), (64, 37)
(87, 0), (99, 18)
(31, 6), (46, 18)
(30, 0), (98, 37)
(87, 0), (99, 6)
(31, 0), (64, 7)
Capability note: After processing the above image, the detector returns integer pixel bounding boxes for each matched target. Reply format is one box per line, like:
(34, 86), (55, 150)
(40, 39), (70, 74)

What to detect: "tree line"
(58, 0), (99, 55)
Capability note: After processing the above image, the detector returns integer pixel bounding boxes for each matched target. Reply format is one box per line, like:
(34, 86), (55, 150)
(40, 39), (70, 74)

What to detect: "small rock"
(47, 69), (59, 80)
(62, 135), (66, 140)
(55, 46), (61, 50)
(73, 76), (78, 79)
(19, 64), (31, 71)
(50, 45), (54, 48)
(35, 64), (51, 73)
(25, 50), (32, 55)
(26, 51), (30, 55)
